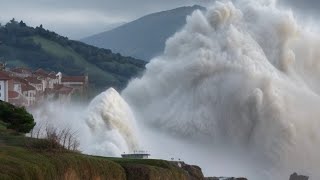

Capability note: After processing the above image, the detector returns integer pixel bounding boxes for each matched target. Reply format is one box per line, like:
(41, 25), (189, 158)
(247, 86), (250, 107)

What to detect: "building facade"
(0, 71), (10, 102)
(1, 67), (88, 107)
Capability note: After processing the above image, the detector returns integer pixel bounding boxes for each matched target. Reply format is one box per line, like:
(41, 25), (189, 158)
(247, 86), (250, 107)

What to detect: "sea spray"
(85, 88), (139, 155)
(31, 88), (138, 157)
(122, 0), (320, 179)
(29, 0), (320, 179)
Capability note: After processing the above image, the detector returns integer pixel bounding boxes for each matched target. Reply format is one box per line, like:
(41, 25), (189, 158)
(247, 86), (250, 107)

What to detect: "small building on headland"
(121, 150), (150, 159)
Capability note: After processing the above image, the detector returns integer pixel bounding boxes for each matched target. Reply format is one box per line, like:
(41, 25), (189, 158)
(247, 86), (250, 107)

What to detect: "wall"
(0, 80), (8, 102)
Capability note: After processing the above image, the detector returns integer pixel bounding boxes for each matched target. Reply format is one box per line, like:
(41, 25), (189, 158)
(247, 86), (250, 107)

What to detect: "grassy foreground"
(0, 125), (201, 180)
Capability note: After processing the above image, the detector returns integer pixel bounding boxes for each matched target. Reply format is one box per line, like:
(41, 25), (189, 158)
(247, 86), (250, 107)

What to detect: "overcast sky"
(0, 0), (318, 39)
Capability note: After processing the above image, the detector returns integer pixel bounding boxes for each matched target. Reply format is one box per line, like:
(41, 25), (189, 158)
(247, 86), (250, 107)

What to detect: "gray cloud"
(0, 0), (210, 39)
(281, 0), (320, 12)
(0, 0), (318, 39)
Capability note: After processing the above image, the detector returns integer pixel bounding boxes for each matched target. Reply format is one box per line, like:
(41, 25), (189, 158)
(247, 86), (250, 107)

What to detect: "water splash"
(122, 0), (320, 179)
(31, 88), (138, 157)
(85, 88), (139, 156)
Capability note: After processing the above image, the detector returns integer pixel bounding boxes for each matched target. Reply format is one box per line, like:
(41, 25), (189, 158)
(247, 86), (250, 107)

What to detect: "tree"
(10, 18), (17, 24)
(0, 100), (35, 133)
(19, 20), (26, 27)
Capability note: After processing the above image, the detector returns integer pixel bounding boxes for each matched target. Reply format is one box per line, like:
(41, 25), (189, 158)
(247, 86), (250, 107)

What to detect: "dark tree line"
(0, 19), (146, 93)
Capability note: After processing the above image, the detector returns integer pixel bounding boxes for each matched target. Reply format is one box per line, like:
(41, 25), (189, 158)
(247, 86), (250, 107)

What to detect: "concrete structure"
(0, 71), (10, 102)
(121, 151), (150, 159)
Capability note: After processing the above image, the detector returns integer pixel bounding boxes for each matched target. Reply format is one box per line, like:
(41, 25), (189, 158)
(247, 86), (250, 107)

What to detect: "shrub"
(0, 100), (35, 133)
(29, 125), (80, 152)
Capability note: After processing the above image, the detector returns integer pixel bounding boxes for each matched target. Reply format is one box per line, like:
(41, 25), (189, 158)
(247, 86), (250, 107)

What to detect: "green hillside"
(0, 100), (204, 180)
(0, 124), (199, 180)
(0, 19), (146, 96)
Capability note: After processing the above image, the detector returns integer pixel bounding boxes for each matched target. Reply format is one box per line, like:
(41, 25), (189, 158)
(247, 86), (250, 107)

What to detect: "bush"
(0, 100), (35, 133)
(29, 125), (80, 152)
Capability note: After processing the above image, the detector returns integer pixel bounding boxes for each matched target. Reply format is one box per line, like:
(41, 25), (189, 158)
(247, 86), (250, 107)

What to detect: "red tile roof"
(25, 77), (42, 84)
(9, 93), (27, 106)
(54, 84), (74, 94)
(12, 77), (29, 85)
(35, 68), (48, 75)
(34, 68), (56, 79)
(0, 71), (11, 80)
(33, 68), (48, 77)
(11, 67), (32, 74)
(8, 91), (19, 99)
(21, 83), (36, 92)
(48, 72), (57, 79)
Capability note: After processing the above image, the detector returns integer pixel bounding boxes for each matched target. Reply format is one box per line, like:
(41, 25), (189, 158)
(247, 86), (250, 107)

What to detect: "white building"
(121, 151), (150, 159)
(0, 71), (10, 102)
(21, 83), (36, 106)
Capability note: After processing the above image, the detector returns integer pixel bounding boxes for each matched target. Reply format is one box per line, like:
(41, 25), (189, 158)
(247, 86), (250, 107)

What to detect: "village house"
(8, 77), (36, 107)
(61, 75), (88, 96)
(44, 84), (74, 104)
(0, 71), (10, 102)
(9, 77), (28, 94)
(7, 78), (27, 106)
(11, 67), (33, 78)
(49, 71), (60, 85)
(8, 90), (27, 107)
(33, 69), (60, 90)
(0, 66), (88, 107)
(21, 83), (36, 106)
(25, 77), (43, 92)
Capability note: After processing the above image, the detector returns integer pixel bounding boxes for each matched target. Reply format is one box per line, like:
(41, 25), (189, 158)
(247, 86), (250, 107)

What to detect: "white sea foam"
(122, 0), (320, 179)
(31, 88), (138, 157)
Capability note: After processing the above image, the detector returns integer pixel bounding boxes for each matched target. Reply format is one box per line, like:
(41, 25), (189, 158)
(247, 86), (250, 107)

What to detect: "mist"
(30, 0), (320, 179)
(30, 88), (138, 157)
(123, 0), (320, 179)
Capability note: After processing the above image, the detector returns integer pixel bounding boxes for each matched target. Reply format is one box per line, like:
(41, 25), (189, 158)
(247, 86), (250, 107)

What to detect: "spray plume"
(31, 88), (138, 157)
(122, 0), (320, 179)
(30, 0), (320, 179)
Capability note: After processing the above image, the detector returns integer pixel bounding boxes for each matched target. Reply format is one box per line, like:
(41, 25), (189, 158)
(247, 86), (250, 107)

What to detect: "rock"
(205, 177), (247, 180)
(181, 164), (204, 180)
(289, 173), (309, 180)
(169, 161), (205, 179)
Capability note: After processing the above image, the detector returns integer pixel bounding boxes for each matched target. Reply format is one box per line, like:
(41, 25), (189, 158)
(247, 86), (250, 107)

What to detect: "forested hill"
(0, 19), (146, 95)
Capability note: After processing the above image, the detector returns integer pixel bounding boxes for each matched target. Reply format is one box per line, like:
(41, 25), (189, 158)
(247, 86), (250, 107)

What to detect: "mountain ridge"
(82, 5), (206, 61)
